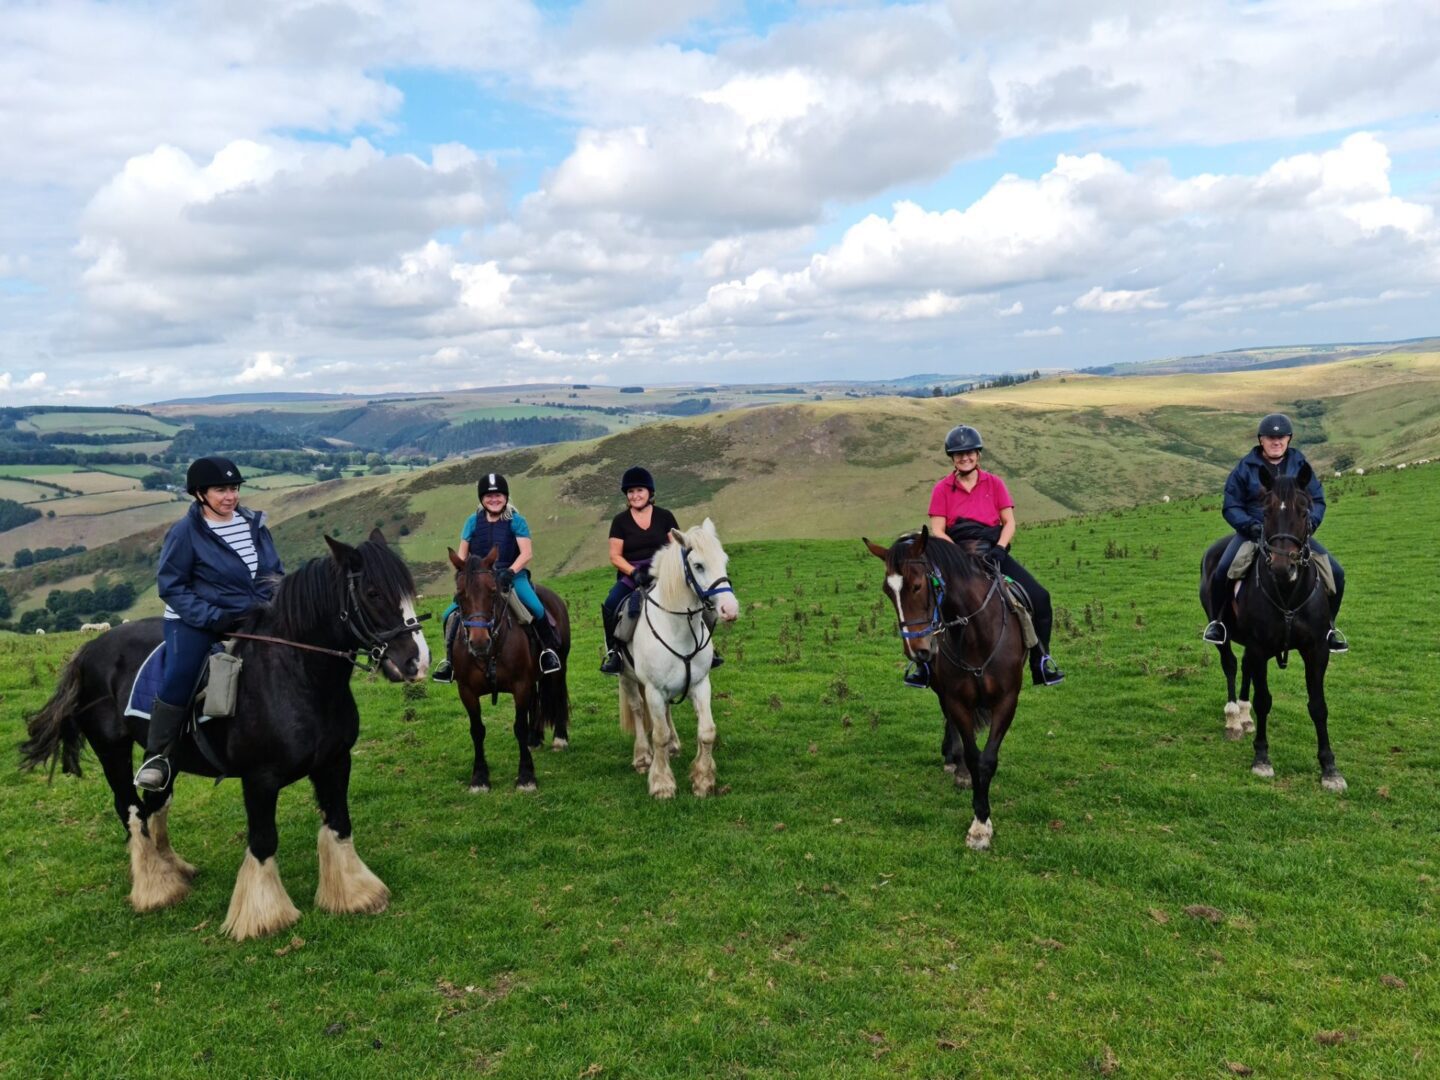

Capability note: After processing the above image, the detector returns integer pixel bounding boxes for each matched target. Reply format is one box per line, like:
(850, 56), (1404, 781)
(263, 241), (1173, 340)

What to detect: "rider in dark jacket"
(135, 456), (283, 791)
(1203, 414), (1346, 651)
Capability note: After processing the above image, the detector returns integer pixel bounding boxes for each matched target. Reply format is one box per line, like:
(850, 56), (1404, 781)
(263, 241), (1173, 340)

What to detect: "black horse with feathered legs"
(20, 530), (430, 940)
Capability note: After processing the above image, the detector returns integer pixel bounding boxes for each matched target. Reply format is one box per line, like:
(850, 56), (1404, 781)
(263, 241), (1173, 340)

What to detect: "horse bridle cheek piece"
(339, 568), (430, 671)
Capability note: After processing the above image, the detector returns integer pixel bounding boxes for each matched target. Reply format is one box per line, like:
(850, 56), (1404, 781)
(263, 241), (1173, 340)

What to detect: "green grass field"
(0, 465), (84, 479)
(15, 411), (178, 437)
(2, 466), (1437, 1077)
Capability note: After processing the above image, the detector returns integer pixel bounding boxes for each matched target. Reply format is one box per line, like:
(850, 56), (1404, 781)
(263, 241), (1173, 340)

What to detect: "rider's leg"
(1309, 539), (1348, 651)
(997, 553), (1063, 685)
(514, 573), (562, 673)
(135, 620), (214, 791)
(431, 601), (459, 682)
(1205, 534), (1246, 643)
(600, 581), (630, 675)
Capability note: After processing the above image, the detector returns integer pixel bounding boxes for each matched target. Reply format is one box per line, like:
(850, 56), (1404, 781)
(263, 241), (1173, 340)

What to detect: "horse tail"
(973, 703), (993, 735)
(618, 682), (636, 735)
(19, 649), (87, 779)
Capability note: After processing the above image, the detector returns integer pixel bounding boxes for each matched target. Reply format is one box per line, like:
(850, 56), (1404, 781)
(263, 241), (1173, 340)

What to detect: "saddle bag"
(1229, 541), (1337, 596)
(505, 587), (535, 625)
(614, 587), (645, 644)
(1002, 580), (1040, 650)
(202, 649), (243, 719)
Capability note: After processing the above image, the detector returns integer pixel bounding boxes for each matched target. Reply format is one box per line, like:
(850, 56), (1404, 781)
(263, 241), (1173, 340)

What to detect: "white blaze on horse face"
(402, 597), (430, 677)
(885, 573), (914, 655)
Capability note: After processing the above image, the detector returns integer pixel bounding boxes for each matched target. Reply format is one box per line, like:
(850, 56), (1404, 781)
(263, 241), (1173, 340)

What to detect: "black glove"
(631, 564), (653, 587)
(213, 611), (246, 635)
(1246, 522), (1263, 542)
(496, 568), (516, 589)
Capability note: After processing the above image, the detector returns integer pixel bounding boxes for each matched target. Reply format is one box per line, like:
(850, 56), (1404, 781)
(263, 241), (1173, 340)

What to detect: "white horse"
(618, 519), (740, 799)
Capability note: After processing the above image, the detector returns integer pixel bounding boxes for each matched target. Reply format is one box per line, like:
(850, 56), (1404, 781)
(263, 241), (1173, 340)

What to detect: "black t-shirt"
(609, 505), (679, 573)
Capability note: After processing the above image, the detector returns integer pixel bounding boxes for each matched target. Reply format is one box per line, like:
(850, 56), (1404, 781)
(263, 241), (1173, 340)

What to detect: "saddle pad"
(123, 642), (167, 720)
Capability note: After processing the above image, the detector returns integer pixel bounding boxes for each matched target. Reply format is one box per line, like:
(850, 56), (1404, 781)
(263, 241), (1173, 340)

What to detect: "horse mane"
(652, 523), (725, 608)
(890, 530), (988, 581)
(265, 536), (417, 637)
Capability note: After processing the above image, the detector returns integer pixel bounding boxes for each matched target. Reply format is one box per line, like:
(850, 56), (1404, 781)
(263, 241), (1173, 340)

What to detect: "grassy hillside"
(2, 466), (1437, 1076)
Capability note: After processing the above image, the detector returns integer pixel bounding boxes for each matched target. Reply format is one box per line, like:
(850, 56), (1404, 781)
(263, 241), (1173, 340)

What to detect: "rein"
(1250, 538), (1322, 664)
(641, 545), (728, 704)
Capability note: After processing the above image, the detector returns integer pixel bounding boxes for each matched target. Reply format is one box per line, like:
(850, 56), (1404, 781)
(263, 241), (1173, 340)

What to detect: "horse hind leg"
(93, 739), (190, 911)
(145, 792), (197, 881)
(222, 778), (300, 941)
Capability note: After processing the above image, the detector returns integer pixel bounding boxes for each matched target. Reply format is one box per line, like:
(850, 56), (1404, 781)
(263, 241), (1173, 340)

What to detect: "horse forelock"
(357, 536), (417, 603)
(1265, 474), (1311, 530)
(267, 538), (416, 636)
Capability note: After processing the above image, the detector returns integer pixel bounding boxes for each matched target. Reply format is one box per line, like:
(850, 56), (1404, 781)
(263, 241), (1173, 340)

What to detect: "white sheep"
(1354, 467), (1365, 476)
(80, 621), (112, 633)
(35, 628), (45, 635)
(1161, 495), (1171, 504)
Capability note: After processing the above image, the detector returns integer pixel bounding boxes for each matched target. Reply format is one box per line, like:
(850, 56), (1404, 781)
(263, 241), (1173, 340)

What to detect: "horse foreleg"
(311, 752), (389, 915)
(1245, 651), (1274, 779)
(644, 685), (677, 799)
(460, 685), (490, 793)
(1303, 648), (1345, 792)
(513, 689), (538, 792)
(689, 678), (717, 798)
(970, 693), (1019, 852)
(943, 718), (968, 782)
(222, 777), (299, 941)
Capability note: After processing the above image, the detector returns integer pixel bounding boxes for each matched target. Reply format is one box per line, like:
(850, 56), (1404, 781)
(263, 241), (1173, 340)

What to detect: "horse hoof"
(667, 742), (681, 759)
(633, 757), (651, 773)
(943, 761), (957, 773)
(515, 781), (537, 793)
(1251, 762), (1275, 779)
(1223, 725), (1245, 741)
(1321, 773), (1348, 793)
(468, 784), (490, 794)
(953, 772), (973, 790)
(551, 738), (568, 752)
(965, 818), (993, 852)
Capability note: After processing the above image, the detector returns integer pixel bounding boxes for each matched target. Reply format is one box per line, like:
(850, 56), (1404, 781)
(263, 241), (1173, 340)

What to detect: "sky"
(2, 0), (1438, 404)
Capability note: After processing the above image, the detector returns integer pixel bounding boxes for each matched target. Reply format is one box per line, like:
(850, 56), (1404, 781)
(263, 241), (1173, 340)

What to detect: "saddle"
(1228, 541), (1336, 595)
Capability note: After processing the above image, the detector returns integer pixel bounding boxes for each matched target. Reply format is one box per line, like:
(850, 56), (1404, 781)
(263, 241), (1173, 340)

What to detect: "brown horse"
(865, 527), (1028, 850)
(1199, 466), (1344, 790)
(446, 546), (571, 792)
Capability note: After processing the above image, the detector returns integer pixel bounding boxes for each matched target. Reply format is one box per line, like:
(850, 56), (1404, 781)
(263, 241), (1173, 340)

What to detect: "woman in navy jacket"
(1202, 414), (1346, 651)
(134, 456), (283, 791)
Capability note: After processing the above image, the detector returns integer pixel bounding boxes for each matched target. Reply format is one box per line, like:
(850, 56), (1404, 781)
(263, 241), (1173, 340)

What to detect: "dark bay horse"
(865, 526), (1028, 850)
(1199, 465), (1345, 790)
(20, 530), (430, 940)
(446, 545), (571, 792)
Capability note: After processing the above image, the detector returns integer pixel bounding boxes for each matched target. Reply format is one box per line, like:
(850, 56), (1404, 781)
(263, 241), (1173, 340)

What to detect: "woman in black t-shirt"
(599, 466), (679, 674)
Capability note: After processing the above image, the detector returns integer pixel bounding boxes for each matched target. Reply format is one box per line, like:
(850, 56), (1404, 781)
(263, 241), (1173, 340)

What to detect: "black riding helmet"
(943, 425), (984, 455)
(620, 465), (655, 495)
(1257, 413), (1294, 438)
(186, 456), (245, 495)
(477, 472), (509, 500)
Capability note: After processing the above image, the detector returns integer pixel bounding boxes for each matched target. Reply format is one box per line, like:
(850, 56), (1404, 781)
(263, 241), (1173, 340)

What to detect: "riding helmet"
(477, 472), (509, 500)
(620, 465), (655, 495)
(1257, 413), (1293, 438)
(943, 425), (984, 455)
(185, 456), (245, 495)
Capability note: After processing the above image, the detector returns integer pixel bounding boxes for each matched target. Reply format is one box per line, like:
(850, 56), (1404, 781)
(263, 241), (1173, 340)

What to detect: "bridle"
(457, 563), (509, 658)
(680, 546), (733, 610)
(641, 544), (733, 704)
(891, 554), (1010, 680)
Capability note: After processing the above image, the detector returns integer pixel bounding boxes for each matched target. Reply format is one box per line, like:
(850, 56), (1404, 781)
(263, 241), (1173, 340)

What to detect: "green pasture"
(246, 472), (319, 491)
(16, 411), (177, 436)
(0, 464), (83, 478)
(451, 405), (589, 423)
(55, 440), (174, 457)
(2, 466), (1437, 1076)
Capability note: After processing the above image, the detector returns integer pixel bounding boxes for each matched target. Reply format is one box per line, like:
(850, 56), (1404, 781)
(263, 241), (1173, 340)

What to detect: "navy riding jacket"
(156, 502), (284, 630)
(1222, 446), (1326, 540)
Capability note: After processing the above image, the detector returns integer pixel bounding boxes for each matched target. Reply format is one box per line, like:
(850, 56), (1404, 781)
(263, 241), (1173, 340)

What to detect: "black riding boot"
(599, 606), (624, 675)
(134, 698), (187, 792)
(1029, 647), (1065, 687)
(1203, 570), (1231, 644)
(432, 611), (459, 682)
(701, 606), (725, 669)
(535, 618), (563, 675)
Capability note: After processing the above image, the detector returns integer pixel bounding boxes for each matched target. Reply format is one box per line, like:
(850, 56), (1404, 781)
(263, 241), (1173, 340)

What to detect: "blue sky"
(1, 0), (1437, 402)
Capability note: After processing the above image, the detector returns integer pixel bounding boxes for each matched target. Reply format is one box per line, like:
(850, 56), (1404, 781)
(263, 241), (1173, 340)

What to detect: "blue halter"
(681, 546), (734, 605)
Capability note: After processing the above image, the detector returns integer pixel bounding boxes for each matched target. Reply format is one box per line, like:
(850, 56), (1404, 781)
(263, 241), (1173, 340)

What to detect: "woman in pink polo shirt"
(925, 424), (1064, 687)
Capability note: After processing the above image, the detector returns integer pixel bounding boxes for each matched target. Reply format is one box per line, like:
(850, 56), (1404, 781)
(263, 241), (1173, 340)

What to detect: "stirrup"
(134, 755), (173, 793)
(902, 660), (929, 689)
(431, 659), (454, 684)
(599, 650), (623, 676)
(539, 649), (562, 675)
(1036, 655), (1065, 686)
(710, 652), (725, 669)
(1327, 628), (1349, 654)
(1202, 620), (1228, 645)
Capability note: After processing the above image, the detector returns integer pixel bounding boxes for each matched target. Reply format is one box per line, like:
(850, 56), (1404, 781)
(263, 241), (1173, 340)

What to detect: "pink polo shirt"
(927, 469), (1014, 528)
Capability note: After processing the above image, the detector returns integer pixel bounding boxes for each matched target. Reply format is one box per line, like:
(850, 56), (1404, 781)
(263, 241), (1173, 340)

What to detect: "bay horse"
(19, 529), (430, 940)
(865, 526), (1027, 850)
(1199, 465), (1345, 790)
(618, 519), (739, 799)
(445, 545), (571, 792)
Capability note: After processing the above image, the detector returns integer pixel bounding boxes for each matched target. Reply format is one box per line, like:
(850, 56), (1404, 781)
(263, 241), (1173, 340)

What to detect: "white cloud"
(235, 352), (292, 384)
(996, 301), (1024, 317)
(1018, 326), (1063, 338)
(1072, 285), (1167, 313)
(0, 371), (47, 391)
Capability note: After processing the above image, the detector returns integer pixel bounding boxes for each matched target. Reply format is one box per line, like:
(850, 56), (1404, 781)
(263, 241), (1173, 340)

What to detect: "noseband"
(1259, 528), (1312, 569)
(681, 546), (733, 609)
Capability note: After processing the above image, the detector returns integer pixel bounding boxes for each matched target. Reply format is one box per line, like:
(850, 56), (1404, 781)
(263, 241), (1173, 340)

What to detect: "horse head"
(449, 544), (502, 659)
(866, 526), (942, 664)
(324, 528), (430, 681)
(666, 518), (739, 622)
(1256, 464), (1314, 584)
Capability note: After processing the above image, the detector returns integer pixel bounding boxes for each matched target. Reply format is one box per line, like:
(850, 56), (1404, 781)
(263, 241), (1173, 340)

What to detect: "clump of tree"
(0, 498), (42, 534)
(11, 544), (87, 568)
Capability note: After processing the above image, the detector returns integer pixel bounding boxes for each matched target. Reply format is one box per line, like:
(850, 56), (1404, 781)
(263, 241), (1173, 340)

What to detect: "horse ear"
(368, 527), (388, 547)
(1296, 462), (1313, 488)
(700, 517), (717, 536)
(669, 528), (686, 547)
(482, 545), (500, 567)
(916, 524), (930, 555)
(1257, 469), (1274, 492)
(448, 547), (464, 570)
(324, 534), (362, 570)
(863, 538), (889, 561)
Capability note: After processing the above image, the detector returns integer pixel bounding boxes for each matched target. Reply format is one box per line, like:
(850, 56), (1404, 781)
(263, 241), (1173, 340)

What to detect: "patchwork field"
(2, 466), (1437, 1076)
(15, 410), (178, 436)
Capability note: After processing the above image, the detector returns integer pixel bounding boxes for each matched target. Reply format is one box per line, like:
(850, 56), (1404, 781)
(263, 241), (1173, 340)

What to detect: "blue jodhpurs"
(158, 619), (220, 706)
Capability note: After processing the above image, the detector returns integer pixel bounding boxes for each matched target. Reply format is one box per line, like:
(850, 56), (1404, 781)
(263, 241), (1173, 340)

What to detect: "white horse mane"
(651, 521), (723, 610)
